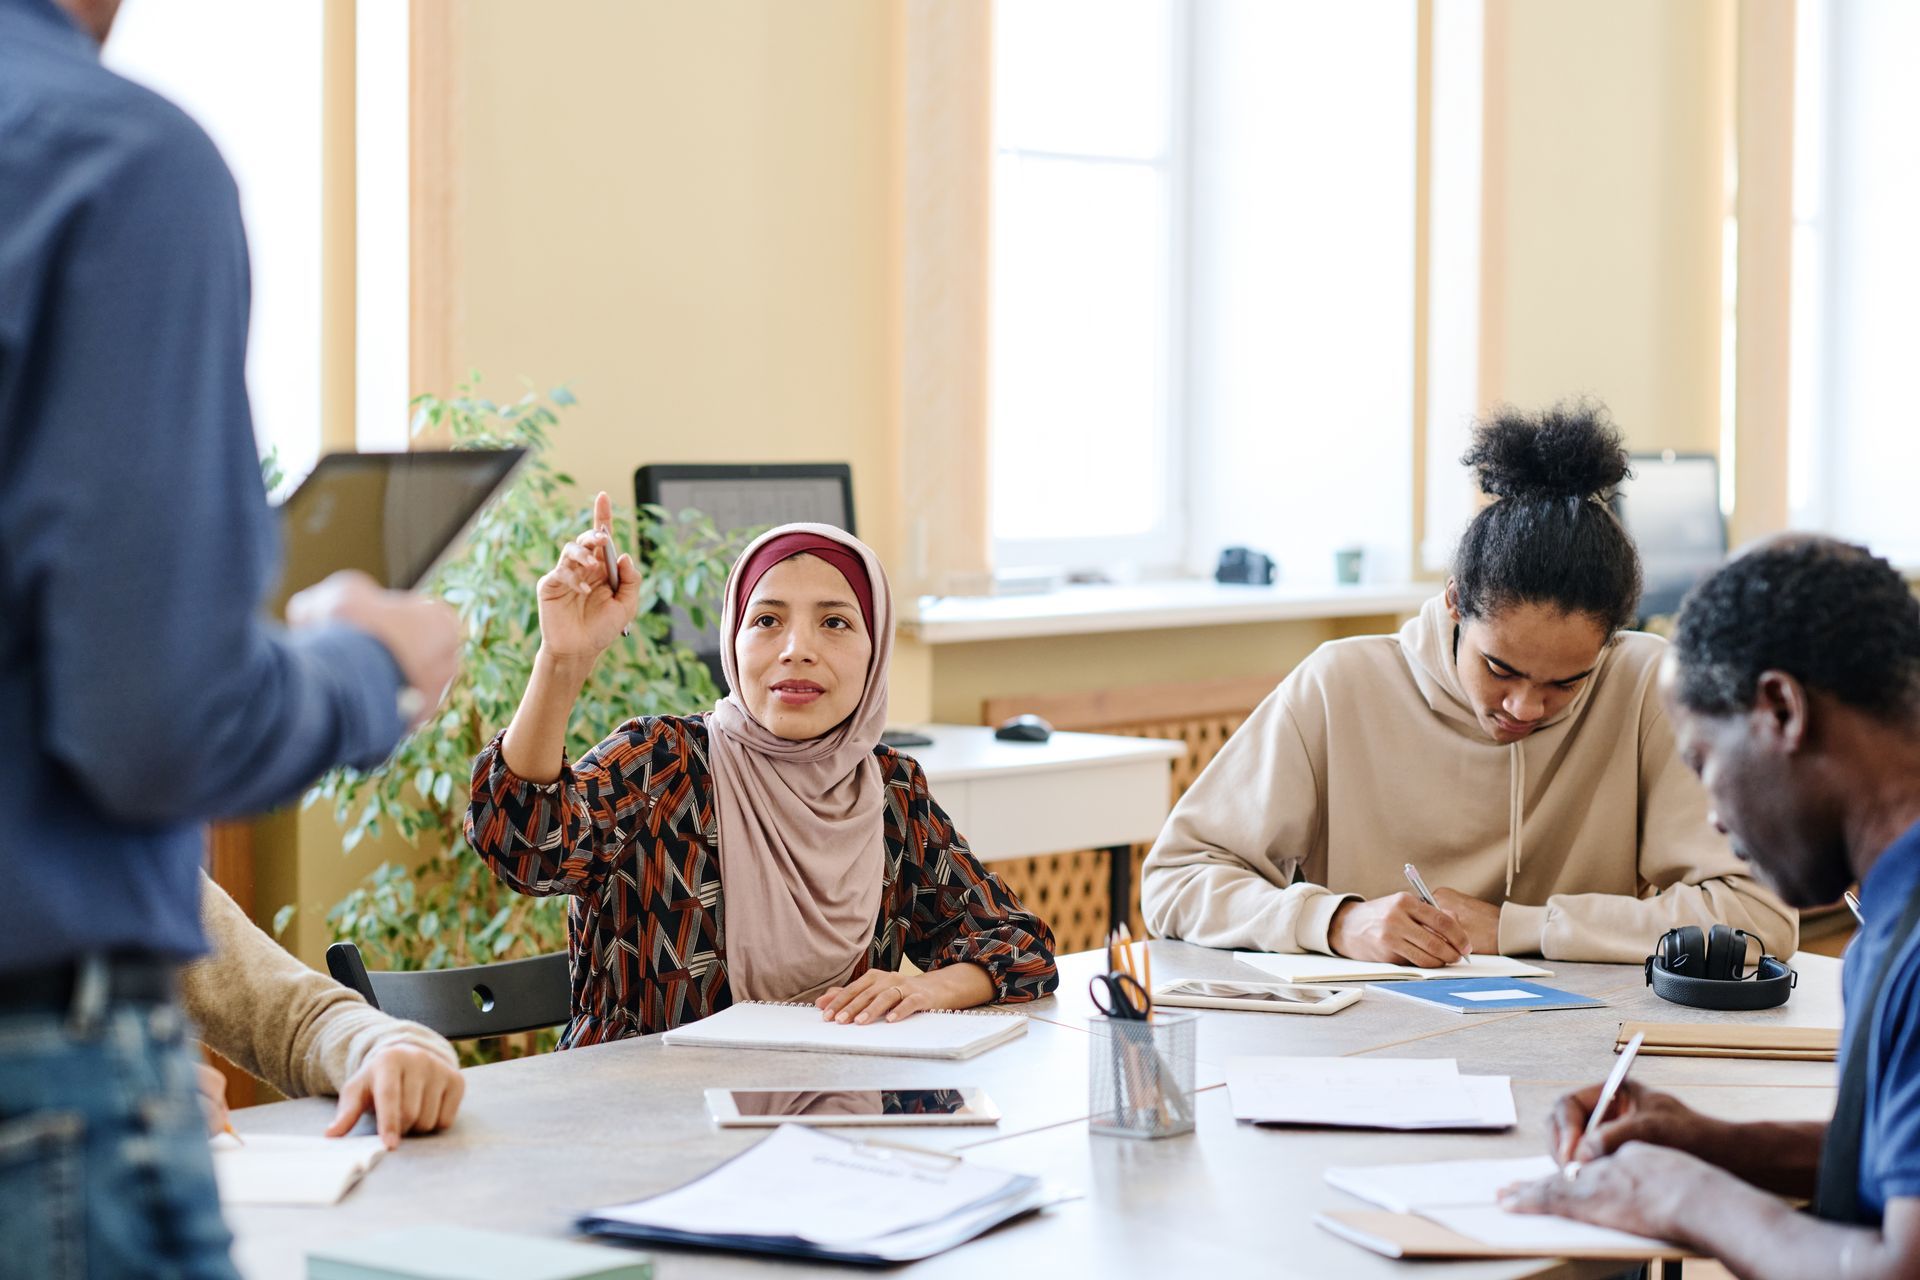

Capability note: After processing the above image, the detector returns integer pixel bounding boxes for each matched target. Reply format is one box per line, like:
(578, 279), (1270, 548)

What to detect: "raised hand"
(537, 491), (640, 663)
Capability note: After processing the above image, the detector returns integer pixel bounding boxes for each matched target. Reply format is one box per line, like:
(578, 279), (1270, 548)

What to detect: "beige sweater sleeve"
(1140, 678), (1355, 953)
(1500, 702), (1801, 964)
(182, 875), (459, 1097)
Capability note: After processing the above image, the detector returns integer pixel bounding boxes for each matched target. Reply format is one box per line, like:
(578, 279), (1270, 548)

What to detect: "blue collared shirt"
(0, 0), (406, 971)
(1842, 816), (1920, 1221)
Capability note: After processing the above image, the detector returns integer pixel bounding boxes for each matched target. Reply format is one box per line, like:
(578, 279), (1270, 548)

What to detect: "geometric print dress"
(466, 715), (1059, 1048)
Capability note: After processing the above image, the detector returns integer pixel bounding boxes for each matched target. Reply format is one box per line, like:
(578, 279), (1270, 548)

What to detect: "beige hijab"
(707, 522), (892, 1002)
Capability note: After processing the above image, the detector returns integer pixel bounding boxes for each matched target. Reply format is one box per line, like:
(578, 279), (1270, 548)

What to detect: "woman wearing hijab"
(466, 498), (1058, 1048)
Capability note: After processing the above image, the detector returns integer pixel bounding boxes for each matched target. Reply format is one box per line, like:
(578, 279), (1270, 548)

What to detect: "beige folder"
(1615, 1021), (1839, 1061)
(1315, 1210), (1692, 1261)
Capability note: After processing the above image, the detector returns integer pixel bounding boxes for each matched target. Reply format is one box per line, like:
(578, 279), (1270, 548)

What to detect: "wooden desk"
(226, 943), (1839, 1279)
(902, 724), (1185, 929)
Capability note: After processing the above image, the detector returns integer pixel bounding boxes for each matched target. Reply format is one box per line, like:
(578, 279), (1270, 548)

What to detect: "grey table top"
(227, 942), (1841, 1279)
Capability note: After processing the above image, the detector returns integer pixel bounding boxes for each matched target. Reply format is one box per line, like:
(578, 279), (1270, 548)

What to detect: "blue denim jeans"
(0, 960), (238, 1280)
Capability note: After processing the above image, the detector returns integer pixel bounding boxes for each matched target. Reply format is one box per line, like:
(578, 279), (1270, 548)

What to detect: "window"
(989, 1), (1422, 585)
(102, 1), (411, 475)
(1789, 0), (1920, 565)
(104, 1), (325, 479)
(990, 0), (1183, 572)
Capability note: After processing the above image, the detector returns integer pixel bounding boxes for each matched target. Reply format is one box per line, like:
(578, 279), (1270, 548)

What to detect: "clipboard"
(1615, 1021), (1838, 1061)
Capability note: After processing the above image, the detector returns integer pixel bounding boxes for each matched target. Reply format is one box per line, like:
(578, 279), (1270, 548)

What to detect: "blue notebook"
(1371, 977), (1602, 1014)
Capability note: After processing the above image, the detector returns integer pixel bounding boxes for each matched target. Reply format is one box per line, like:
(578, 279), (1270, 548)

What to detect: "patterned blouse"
(466, 715), (1059, 1048)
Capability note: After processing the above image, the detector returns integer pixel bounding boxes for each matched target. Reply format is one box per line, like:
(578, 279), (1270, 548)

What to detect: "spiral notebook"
(659, 1001), (1028, 1060)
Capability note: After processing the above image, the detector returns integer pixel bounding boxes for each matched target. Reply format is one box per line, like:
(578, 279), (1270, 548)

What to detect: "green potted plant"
(301, 382), (742, 1059)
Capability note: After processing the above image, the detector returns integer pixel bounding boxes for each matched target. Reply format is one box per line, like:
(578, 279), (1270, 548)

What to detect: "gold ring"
(889, 985), (904, 999)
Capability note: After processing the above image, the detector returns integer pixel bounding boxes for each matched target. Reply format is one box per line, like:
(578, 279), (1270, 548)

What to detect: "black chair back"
(325, 942), (570, 1040)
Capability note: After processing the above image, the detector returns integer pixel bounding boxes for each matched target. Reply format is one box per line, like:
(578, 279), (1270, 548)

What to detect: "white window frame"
(988, 1), (1193, 577)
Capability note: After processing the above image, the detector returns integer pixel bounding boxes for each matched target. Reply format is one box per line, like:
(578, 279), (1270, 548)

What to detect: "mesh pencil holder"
(1089, 1011), (1197, 1139)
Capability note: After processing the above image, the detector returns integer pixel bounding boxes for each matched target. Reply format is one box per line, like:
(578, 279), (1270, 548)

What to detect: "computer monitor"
(1611, 452), (1726, 626)
(634, 463), (856, 686)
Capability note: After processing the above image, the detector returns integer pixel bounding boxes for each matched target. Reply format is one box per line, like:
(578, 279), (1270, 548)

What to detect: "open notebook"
(1233, 952), (1553, 984)
(659, 1001), (1027, 1060)
(1317, 1155), (1685, 1260)
(210, 1133), (385, 1207)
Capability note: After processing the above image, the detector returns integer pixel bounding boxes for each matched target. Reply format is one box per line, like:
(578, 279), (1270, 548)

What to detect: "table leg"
(1105, 843), (1132, 933)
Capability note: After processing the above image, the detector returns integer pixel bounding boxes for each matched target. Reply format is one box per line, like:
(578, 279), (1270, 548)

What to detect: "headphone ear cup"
(1705, 924), (1744, 981)
(1661, 925), (1707, 975)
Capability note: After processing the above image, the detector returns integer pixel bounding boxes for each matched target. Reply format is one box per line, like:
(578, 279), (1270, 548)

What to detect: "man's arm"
(26, 108), (409, 823)
(1504, 1145), (1920, 1280)
(180, 875), (457, 1099)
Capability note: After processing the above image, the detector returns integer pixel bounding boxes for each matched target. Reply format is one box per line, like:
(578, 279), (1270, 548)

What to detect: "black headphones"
(1645, 924), (1797, 1010)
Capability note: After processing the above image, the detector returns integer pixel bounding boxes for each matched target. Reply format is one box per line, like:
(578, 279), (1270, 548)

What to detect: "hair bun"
(1462, 401), (1631, 502)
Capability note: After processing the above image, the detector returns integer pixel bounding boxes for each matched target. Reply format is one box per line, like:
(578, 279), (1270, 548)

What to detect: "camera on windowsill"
(1214, 546), (1276, 586)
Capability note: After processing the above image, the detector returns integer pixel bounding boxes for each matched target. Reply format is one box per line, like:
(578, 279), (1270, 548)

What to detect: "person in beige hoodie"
(1142, 404), (1797, 965)
(184, 873), (464, 1148)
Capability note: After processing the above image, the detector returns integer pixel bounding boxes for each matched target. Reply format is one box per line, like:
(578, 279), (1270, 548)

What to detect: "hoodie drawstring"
(1506, 742), (1526, 896)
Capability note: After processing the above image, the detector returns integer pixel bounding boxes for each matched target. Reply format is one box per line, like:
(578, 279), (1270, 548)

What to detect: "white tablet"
(1152, 979), (1361, 1015)
(704, 1087), (1001, 1128)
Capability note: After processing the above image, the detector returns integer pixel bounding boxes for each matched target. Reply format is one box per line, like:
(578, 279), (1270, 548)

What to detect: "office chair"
(325, 942), (571, 1040)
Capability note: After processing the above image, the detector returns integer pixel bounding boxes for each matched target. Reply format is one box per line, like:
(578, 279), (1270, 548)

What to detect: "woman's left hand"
(816, 970), (945, 1024)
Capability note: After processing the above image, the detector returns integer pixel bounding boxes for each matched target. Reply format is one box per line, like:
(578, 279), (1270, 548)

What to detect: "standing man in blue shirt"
(0, 0), (461, 1274)
(1502, 535), (1920, 1277)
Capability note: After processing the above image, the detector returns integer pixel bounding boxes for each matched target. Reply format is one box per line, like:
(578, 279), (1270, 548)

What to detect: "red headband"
(731, 533), (874, 639)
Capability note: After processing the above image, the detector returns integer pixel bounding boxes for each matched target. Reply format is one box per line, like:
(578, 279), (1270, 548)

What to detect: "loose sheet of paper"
(1455, 988), (1540, 1002)
(1422, 1205), (1674, 1252)
(591, 1124), (1025, 1247)
(1325, 1155), (1559, 1213)
(1233, 952), (1553, 983)
(210, 1133), (386, 1207)
(1226, 1057), (1514, 1129)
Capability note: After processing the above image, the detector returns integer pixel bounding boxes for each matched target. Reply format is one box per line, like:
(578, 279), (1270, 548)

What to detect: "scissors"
(1090, 970), (1152, 1021)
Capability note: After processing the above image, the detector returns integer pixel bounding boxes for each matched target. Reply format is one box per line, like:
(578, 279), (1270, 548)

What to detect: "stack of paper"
(1233, 952), (1553, 984)
(1225, 1057), (1515, 1130)
(578, 1124), (1069, 1264)
(1317, 1156), (1682, 1260)
(210, 1133), (385, 1207)
(659, 1001), (1027, 1060)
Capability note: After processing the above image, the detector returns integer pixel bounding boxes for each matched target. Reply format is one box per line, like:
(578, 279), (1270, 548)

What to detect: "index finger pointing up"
(593, 489), (612, 536)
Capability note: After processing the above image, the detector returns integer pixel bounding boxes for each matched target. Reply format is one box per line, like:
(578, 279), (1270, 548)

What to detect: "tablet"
(270, 449), (528, 616)
(1152, 979), (1361, 1015)
(704, 1087), (1001, 1127)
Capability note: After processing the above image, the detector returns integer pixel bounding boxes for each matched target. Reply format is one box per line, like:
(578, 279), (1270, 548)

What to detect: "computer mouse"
(993, 713), (1053, 743)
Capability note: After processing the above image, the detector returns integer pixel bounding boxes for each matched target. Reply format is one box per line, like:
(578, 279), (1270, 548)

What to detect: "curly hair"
(1669, 535), (1920, 719)
(1452, 400), (1642, 632)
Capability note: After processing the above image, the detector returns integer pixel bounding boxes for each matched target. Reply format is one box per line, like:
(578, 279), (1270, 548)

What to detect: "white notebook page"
(210, 1133), (385, 1206)
(660, 1001), (1025, 1058)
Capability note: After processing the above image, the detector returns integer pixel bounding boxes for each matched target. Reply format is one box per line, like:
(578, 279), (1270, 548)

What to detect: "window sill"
(899, 580), (1435, 644)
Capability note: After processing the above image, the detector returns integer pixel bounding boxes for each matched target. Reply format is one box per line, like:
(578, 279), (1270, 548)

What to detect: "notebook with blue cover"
(1370, 977), (1602, 1014)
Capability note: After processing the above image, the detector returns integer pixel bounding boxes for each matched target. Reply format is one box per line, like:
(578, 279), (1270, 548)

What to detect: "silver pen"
(1403, 862), (1470, 956)
(1846, 890), (1864, 924)
(602, 529), (629, 638)
(1565, 1031), (1645, 1179)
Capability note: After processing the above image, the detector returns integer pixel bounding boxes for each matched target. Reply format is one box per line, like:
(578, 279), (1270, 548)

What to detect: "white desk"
(226, 942), (1840, 1279)
(898, 724), (1185, 928)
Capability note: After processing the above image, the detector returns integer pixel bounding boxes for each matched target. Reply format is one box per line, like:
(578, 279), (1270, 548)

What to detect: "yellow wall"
(1483, 0), (1732, 454)
(450, 1), (904, 568)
